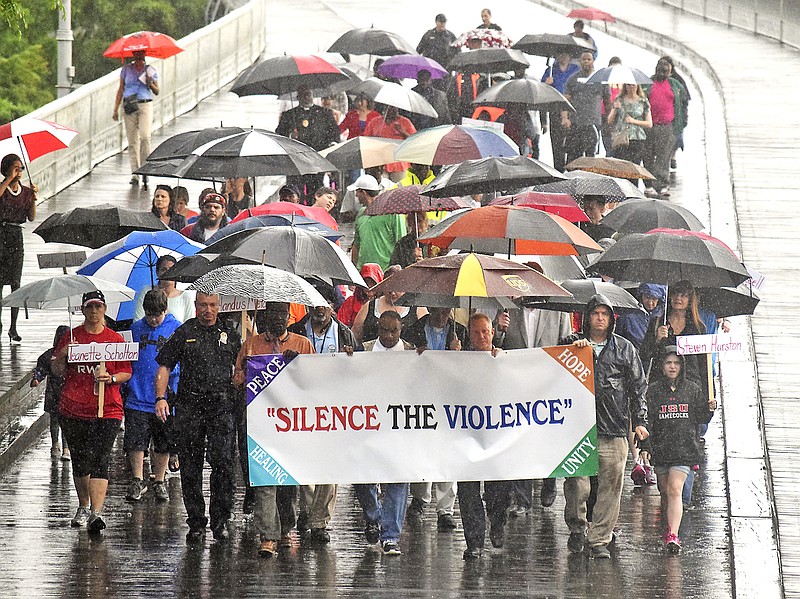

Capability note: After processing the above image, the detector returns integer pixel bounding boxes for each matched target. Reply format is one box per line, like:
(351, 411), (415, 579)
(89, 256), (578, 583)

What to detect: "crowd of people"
(7, 8), (725, 566)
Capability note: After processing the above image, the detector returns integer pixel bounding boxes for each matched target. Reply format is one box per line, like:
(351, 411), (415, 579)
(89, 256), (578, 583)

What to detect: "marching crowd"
(2, 8), (724, 565)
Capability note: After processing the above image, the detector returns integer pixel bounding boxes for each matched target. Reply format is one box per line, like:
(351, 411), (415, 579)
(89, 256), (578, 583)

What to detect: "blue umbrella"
(77, 230), (204, 321)
(205, 214), (342, 245)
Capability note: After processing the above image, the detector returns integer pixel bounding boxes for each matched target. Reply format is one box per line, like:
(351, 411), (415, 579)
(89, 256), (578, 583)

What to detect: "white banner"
(68, 342), (139, 363)
(219, 295), (269, 313)
(246, 346), (598, 486)
(676, 334), (744, 356)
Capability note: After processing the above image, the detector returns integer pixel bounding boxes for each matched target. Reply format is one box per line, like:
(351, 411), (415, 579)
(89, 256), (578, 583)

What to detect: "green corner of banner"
(549, 425), (599, 478)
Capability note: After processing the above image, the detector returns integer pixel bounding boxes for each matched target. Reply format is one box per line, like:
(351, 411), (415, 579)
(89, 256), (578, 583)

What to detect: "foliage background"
(0, 0), (206, 122)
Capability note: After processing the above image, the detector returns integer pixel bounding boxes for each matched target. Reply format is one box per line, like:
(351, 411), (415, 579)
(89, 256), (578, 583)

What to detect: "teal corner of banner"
(549, 425), (599, 478)
(247, 436), (299, 486)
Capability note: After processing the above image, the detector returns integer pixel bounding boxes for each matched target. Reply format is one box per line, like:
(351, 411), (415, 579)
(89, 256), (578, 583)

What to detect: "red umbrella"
(0, 118), (79, 162)
(490, 191), (588, 223)
(567, 7), (616, 22)
(232, 201), (338, 231)
(364, 185), (469, 216)
(646, 228), (738, 257)
(230, 55), (349, 97)
(103, 31), (183, 60)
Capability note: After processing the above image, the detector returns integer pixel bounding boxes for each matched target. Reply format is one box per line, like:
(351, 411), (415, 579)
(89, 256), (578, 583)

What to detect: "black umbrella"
(159, 253), (254, 283)
(421, 156), (565, 198)
(34, 204), (167, 249)
(512, 33), (595, 58)
(526, 279), (645, 314)
(447, 48), (529, 74)
(200, 227), (365, 286)
(145, 126), (246, 161)
(696, 284), (760, 318)
(601, 199), (704, 235)
(589, 231), (751, 288)
(327, 27), (415, 56)
(135, 129), (336, 180)
(230, 54), (350, 97)
(472, 78), (574, 111)
(529, 170), (645, 201)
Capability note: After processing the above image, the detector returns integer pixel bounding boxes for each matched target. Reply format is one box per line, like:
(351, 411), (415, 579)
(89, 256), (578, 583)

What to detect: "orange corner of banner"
(542, 344), (595, 394)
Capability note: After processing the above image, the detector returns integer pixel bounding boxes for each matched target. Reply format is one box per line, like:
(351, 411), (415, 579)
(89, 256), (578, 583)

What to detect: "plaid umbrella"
(453, 29), (513, 49)
(364, 185), (469, 215)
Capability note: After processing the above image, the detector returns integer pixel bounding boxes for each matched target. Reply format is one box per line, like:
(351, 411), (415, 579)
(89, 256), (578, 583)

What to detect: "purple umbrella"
(377, 55), (448, 80)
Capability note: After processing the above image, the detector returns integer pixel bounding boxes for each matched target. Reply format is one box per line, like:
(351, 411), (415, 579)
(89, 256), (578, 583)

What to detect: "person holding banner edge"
(560, 294), (648, 559)
(52, 290), (132, 534)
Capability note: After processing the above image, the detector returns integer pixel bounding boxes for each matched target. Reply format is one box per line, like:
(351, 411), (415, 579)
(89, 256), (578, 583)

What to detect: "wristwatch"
(111, 374), (117, 384)
(156, 396), (167, 403)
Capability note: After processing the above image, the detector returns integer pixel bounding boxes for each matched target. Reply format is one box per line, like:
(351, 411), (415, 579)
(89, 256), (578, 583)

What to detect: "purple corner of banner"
(245, 353), (287, 406)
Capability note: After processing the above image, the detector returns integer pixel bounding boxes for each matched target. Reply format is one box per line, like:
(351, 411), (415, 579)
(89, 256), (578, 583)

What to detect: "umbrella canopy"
(568, 7), (616, 22)
(232, 201), (338, 230)
(448, 48), (529, 74)
(371, 252), (571, 299)
(205, 214), (342, 244)
(103, 31), (183, 59)
(200, 227), (365, 287)
(496, 253), (587, 282)
(646, 228), (738, 256)
(1, 274), (135, 310)
(136, 129), (337, 180)
(696, 284), (760, 318)
(585, 65), (652, 86)
(144, 126), (246, 162)
(421, 155), (565, 197)
(76, 230), (204, 321)
(364, 185), (469, 216)
(490, 191), (588, 222)
(190, 264), (329, 307)
(158, 253), (254, 284)
(601, 199), (704, 234)
(418, 205), (602, 256)
(512, 33), (595, 58)
(327, 27), (415, 56)
(377, 55), (448, 80)
(565, 156), (655, 180)
(589, 231), (751, 287)
(0, 118), (79, 163)
(453, 29), (513, 49)
(34, 204), (168, 249)
(472, 78), (574, 111)
(319, 136), (401, 170)
(348, 78), (438, 117)
(394, 125), (518, 165)
(529, 170), (646, 201)
(529, 279), (644, 314)
(394, 292), (518, 311)
(230, 55), (349, 97)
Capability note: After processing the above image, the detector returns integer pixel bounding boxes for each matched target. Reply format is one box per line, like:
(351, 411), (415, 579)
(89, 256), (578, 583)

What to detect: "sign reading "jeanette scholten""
(68, 342), (140, 363)
(245, 346), (598, 486)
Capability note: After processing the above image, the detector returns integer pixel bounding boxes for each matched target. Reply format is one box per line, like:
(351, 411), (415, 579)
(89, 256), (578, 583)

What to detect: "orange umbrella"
(417, 205), (602, 256)
(103, 31), (183, 60)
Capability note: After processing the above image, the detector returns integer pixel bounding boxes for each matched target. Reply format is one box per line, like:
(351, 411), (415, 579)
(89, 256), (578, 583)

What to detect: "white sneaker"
(644, 187), (659, 198)
(660, 187), (671, 197)
(71, 506), (90, 527)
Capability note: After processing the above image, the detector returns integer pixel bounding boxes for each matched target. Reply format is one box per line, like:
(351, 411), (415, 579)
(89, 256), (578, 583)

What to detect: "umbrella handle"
(15, 136), (34, 187)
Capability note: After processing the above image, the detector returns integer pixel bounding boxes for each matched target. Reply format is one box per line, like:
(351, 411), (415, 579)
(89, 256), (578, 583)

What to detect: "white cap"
(347, 174), (381, 192)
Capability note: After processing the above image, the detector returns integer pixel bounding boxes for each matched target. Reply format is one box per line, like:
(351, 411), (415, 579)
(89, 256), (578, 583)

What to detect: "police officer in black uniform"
(155, 292), (242, 543)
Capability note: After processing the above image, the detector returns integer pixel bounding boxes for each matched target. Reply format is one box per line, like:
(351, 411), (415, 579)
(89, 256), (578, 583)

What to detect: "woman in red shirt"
(363, 106), (416, 179)
(52, 290), (132, 534)
(339, 95), (380, 140)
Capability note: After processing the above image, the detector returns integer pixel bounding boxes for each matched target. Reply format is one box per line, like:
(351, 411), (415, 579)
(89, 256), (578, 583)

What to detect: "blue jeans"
(354, 482), (409, 542)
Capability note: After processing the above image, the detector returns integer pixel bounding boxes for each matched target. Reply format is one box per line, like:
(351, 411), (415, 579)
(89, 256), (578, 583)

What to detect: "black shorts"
(123, 408), (173, 454)
(59, 416), (121, 479)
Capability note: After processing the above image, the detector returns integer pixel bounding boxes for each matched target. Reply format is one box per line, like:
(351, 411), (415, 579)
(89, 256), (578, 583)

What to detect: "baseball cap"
(436, 13), (447, 22)
(82, 290), (106, 308)
(347, 174), (381, 192)
(202, 192), (227, 208)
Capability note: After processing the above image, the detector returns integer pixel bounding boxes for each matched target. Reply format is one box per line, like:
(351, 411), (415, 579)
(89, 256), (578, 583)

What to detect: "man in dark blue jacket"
(560, 294), (648, 558)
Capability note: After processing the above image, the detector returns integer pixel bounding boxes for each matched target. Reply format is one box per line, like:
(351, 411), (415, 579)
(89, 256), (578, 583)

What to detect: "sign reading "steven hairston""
(245, 346), (598, 486)
(676, 334), (743, 356)
(68, 342), (140, 363)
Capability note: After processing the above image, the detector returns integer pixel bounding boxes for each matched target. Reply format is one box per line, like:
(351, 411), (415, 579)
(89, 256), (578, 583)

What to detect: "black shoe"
(364, 521), (380, 544)
(406, 497), (425, 520)
(463, 547), (482, 560)
(87, 512), (106, 534)
(212, 525), (229, 542)
(306, 527), (331, 544)
(568, 531), (585, 554)
(489, 523), (505, 548)
(243, 487), (255, 515)
(8, 330), (21, 344)
(296, 511), (311, 537)
(142, 175), (149, 189)
(590, 544), (611, 559)
(186, 529), (205, 544)
(540, 479), (557, 507)
(437, 513), (457, 531)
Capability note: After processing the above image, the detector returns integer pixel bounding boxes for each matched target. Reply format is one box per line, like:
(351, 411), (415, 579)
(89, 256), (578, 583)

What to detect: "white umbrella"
(585, 65), (652, 85)
(189, 264), (329, 307)
(348, 78), (438, 117)
(1, 274), (136, 310)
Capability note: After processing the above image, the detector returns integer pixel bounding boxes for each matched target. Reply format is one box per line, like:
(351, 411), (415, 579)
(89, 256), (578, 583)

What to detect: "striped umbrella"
(319, 137), (401, 170)
(230, 55), (349, 96)
(394, 125), (518, 165)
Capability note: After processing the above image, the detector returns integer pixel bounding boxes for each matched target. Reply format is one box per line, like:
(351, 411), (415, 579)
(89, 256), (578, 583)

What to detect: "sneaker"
(567, 531), (585, 554)
(660, 186), (671, 198)
(590, 544), (611, 559)
(644, 465), (657, 485)
(437, 513), (457, 531)
(665, 531), (682, 553)
(152, 480), (169, 502)
(71, 506), (90, 527)
(61, 449), (71, 461)
(126, 478), (147, 501)
(463, 547), (482, 560)
(364, 521), (380, 544)
(540, 478), (557, 507)
(644, 187), (659, 198)
(406, 497), (425, 520)
(87, 512), (106, 534)
(258, 540), (278, 558)
(381, 540), (401, 555)
(129, 175), (139, 185)
(489, 522), (505, 548)
(630, 463), (646, 487)
(186, 529), (205, 544)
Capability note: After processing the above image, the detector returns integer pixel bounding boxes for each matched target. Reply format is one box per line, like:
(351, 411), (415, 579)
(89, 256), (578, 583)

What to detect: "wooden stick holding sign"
(97, 361), (107, 418)
(67, 342), (140, 418)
